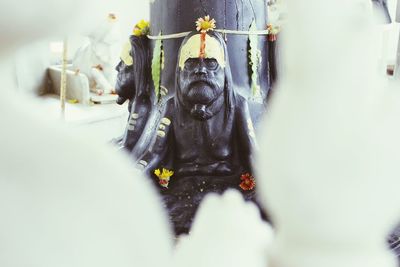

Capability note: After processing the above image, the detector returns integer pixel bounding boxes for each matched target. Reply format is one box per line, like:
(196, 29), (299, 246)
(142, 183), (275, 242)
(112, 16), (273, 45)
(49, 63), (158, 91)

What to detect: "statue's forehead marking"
(179, 34), (225, 69)
(120, 41), (133, 66)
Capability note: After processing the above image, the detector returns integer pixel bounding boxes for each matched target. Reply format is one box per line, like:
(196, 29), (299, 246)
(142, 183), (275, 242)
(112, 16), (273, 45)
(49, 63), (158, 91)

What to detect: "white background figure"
(72, 13), (122, 96)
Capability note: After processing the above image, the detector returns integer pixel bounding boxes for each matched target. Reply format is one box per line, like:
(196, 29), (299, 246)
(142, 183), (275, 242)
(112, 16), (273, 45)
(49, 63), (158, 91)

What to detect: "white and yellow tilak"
(178, 34), (225, 69)
(120, 41), (133, 66)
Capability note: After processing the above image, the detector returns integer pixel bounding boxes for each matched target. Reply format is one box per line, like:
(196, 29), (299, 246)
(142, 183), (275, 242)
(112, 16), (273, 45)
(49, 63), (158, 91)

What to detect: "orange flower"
(239, 173), (256, 191)
(267, 23), (280, 35)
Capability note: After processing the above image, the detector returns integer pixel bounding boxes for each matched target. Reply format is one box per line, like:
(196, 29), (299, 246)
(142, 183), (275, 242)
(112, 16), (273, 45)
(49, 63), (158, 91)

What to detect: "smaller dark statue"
(388, 223), (400, 263)
(115, 35), (153, 151)
(137, 31), (259, 234)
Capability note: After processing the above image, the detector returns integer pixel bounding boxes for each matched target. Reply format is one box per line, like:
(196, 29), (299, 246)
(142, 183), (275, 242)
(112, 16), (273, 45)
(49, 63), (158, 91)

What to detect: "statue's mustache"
(189, 78), (213, 87)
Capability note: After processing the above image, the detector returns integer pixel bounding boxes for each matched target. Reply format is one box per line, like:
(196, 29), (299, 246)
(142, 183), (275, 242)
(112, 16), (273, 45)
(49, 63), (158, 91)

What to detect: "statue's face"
(115, 41), (135, 102)
(179, 57), (225, 119)
(115, 60), (135, 101)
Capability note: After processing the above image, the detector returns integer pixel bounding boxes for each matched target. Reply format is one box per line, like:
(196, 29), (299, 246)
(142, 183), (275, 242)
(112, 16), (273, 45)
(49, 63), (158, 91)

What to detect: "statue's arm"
(136, 99), (174, 173)
(123, 94), (152, 151)
(236, 97), (258, 173)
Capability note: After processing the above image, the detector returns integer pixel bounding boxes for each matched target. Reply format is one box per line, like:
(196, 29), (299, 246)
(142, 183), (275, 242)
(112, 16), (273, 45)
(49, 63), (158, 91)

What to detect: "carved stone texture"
(138, 31), (262, 235)
(150, 0), (270, 116)
(115, 36), (154, 151)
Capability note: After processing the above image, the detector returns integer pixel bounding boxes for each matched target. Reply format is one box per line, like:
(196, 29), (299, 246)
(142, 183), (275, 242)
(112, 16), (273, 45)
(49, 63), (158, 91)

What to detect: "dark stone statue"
(388, 223), (400, 264)
(137, 31), (258, 234)
(115, 35), (153, 151)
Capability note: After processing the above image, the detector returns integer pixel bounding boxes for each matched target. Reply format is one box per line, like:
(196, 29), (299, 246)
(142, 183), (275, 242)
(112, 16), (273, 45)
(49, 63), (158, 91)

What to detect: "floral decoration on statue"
(154, 168), (174, 188)
(133, 19), (150, 37)
(239, 173), (256, 191)
(195, 15), (216, 58)
(267, 23), (280, 41)
(195, 15), (216, 33)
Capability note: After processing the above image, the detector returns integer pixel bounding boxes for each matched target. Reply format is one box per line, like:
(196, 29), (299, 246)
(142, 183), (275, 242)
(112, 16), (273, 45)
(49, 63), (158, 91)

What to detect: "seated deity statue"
(137, 30), (258, 234)
(115, 22), (153, 152)
(138, 30), (257, 176)
(72, 13), (121, 96)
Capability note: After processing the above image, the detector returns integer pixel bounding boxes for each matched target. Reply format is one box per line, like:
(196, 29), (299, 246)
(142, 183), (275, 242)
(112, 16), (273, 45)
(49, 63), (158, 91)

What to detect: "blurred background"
(3, 1), (151, 141)
(4, 0), (400, 143)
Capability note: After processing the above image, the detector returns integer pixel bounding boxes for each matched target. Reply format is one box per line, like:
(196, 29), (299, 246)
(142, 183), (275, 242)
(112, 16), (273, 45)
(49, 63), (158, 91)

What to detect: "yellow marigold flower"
(154, 168), (174, 179)
(196, 15), (216, 33)
(154, 168), (174, 188)
(162, 168), (174, 179)
(133, 28), (142, 36)
(137, 19), (150, 30)
(132, 20), (150, 36)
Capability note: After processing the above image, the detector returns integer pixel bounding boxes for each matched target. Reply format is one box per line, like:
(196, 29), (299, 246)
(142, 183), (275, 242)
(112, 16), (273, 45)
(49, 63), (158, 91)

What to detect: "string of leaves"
(151, 32), (163, 101)
(248, 20), (262, 101)
(160, 48), (166, 96)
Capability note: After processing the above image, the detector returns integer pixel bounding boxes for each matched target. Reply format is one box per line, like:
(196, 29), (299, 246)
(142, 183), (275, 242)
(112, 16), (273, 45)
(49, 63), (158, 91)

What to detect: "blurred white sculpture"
(0, 2), (173, 267)
(173, 190), (273, 267)
(267, 0), (287, 26)
(257, 1), (400, 267)
(72, 13), (121, 96)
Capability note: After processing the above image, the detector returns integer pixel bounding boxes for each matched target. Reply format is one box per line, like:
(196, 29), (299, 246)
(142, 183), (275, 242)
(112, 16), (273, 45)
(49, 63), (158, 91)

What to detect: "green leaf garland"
(248, 20), (262, 101)
(152, 32), (163, 100)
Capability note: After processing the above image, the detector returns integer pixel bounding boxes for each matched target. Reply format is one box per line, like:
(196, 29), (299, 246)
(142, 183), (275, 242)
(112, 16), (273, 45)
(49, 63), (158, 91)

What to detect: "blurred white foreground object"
(173, 190), (273, 267)
(257, 1), (400, 267)
(0, 91), (173, 267)
(0, 0), (116, 52)
(0, 1), (172, 267)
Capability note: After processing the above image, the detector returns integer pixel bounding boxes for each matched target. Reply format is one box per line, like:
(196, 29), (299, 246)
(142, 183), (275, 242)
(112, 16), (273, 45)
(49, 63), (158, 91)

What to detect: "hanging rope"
(147, 29), (270, 40)
(60, 38), (68, 120)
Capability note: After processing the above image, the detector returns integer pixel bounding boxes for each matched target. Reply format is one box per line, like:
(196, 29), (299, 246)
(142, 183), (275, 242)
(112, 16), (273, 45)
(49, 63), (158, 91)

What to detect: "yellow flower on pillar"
(132, 19), (150, 37)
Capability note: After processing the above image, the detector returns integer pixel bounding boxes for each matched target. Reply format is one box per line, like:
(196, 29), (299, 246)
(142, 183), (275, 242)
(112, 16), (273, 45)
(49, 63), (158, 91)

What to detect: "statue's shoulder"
(157, 96), (175, 118)
(165, 97), (175, 110)
(234, 93), (250, 109)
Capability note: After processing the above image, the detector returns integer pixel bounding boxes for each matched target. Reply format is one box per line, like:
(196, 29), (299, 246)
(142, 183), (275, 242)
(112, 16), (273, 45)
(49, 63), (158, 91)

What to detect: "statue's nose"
(115, 61), (123, 72)
(194, 65), (207, 75)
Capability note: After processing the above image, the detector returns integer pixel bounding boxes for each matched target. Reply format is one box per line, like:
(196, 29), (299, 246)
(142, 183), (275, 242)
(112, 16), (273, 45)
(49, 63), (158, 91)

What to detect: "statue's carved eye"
(184, 58), (198, 70)
(184, 58), (219, 71)
(204, 59), (218, 70)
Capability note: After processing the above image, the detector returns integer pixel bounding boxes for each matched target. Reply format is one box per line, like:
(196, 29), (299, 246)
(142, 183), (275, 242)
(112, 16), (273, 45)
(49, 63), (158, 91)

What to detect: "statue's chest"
(173, 115), (234, 160)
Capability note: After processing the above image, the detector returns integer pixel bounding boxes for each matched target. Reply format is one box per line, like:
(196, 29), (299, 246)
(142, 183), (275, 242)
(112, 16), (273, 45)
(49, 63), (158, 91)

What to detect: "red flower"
(159, 179), (169, 187)
(239, 173), (256, 191)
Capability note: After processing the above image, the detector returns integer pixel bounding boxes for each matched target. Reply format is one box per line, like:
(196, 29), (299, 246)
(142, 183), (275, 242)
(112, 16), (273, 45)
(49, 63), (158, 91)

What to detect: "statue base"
(157, 174), (260, 235)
